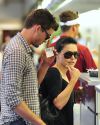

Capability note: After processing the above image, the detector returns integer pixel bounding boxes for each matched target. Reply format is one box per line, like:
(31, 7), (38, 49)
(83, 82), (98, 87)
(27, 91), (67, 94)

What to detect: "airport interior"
(0, 0), (100, 125)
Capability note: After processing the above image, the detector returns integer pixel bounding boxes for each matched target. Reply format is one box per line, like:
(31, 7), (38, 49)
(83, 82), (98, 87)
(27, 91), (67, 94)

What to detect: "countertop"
(80, 73), (100, 86)
(95, 85), (100, 92)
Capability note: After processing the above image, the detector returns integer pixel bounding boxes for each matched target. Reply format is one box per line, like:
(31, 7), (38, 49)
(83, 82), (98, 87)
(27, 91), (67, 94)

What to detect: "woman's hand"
(67, 66), (81, 81)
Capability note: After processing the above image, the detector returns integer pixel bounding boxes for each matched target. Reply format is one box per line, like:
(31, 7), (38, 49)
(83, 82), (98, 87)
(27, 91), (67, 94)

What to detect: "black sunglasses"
(64, 51), (79, 59)
(41, 26), (51, 40)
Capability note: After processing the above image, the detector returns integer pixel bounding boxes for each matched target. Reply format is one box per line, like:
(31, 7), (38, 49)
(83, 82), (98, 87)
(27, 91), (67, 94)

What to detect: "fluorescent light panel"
(37, 0), (52, 9)
(55, 0), (72, 11)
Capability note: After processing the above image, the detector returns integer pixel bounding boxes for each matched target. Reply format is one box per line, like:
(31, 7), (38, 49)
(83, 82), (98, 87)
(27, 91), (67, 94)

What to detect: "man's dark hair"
(59, 10), (79, 32)
(55, 37), (77, 53)
(24, 9), (58, 31)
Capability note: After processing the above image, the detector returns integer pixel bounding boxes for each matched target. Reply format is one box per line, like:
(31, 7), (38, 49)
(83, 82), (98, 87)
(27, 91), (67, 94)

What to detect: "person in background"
(0, 9), (58, 125)
(50, 10), (97, 102)
(40, 37), (80, 125)
(0, 33), (12, 52)
(0, 34), (11, 69)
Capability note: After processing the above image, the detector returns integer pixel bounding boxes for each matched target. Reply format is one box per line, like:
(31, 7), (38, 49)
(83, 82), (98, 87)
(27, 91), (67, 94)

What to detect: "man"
(0, 9), (58, 125)
(50, 10), (97, 92)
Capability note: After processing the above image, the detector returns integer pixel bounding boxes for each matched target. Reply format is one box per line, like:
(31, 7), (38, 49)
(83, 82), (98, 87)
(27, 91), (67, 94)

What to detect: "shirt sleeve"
(83, 47), (97, 69)
(44, 68), (62, 100)
(76, 44), (97, 72)
(2, 49), (26, 109)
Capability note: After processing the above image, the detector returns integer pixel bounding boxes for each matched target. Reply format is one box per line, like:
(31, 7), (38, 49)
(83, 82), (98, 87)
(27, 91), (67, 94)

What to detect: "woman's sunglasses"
(64, 51), (79, 59)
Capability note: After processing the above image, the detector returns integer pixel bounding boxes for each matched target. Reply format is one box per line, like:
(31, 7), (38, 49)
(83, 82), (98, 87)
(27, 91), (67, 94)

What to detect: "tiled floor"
(74, 104), (80, 125)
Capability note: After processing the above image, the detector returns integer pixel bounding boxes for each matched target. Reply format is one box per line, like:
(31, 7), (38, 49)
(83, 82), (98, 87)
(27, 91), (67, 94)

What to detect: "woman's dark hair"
(24, 9), (58, 31)
(55, 37), (77, 53)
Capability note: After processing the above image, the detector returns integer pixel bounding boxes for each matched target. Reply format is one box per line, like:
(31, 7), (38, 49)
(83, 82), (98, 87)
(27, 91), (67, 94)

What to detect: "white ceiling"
(0, 0), (36, 29)
(53, 0), (100, 15)
(0, 0), (37, 20)
(0, 0), (100, 20)
(0, 0), (100, 29)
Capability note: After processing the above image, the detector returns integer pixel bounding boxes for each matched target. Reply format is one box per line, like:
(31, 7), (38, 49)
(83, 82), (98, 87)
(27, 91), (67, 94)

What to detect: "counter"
(80, 73), (100, 86)
(95, 85), (100, 93)
(80, 73), (100, 125)
(95, 85), (100, 125)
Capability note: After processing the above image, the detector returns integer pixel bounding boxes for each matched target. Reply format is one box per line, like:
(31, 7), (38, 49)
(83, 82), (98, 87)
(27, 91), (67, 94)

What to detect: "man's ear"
(37, 25), (43, 36)
(32, 25), (41, 36)
(36, 25), (41, 31)
(72, 25), (76, 32)
(32, 25), (41, 32)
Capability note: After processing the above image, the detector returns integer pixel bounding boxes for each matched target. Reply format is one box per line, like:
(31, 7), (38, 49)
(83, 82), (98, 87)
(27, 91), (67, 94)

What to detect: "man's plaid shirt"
(0, 33), (40, 125)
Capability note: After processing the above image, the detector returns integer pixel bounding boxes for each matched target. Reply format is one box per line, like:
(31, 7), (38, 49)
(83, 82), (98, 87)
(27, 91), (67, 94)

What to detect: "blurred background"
(0, 0), (100, 66)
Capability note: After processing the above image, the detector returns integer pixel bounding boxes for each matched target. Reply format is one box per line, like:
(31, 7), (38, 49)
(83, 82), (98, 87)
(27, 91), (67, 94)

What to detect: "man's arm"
(37, 61), (49, 84)
(14, 101), (46, 125)
(37, 50), (55, 84)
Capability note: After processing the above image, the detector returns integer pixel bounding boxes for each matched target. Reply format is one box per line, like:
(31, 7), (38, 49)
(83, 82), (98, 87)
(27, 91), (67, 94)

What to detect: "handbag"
(40, 94), (60, 123)
(40, 70), (62, 124)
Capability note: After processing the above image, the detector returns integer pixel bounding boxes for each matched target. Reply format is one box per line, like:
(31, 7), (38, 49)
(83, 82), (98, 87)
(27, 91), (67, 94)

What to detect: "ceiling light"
(37, 0), (52, 9)
(54, 0), (72, 12)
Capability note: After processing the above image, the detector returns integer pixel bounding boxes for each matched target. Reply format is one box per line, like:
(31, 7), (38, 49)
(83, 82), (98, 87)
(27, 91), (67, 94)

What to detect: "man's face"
(33, 26), (54, 48)
(74, 24), (80, 38)
(41, 26), (51, 40)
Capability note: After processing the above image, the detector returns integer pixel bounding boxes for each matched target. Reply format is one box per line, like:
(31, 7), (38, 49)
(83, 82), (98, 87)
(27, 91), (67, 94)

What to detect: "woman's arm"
(53, 67), (80, 110)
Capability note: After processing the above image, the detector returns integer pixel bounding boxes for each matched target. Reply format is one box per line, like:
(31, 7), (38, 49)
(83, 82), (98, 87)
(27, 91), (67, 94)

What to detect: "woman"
(39, 37), (80, 125)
